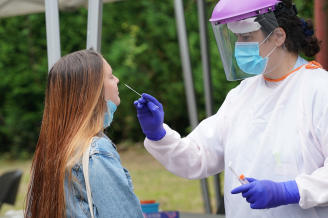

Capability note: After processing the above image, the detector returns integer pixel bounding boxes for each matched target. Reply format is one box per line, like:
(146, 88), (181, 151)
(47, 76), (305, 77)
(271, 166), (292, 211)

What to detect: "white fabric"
(0, 0), (120, 18)
(82, 146), (95, 218)
(227, 17), (261, 34)
(145, 63), (328, 218)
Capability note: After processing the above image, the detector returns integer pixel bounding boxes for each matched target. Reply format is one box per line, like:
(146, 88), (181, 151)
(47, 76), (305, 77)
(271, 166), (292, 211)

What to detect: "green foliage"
(0, 14), (47, 156)
(294, 0), (314, 18)
(0, 0), (315, 157)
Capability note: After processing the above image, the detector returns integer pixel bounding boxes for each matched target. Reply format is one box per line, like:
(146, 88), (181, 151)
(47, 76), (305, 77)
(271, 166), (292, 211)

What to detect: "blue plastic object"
(141, 203), (160, 213)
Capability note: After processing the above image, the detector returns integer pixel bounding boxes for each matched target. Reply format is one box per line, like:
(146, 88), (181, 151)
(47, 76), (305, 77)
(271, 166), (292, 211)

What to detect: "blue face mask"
(103, 100), (117, 128)
(235, 33), (276, 75)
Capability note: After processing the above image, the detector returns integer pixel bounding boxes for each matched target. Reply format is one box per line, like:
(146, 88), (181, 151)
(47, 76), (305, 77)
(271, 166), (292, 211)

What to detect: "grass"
(0, 143), (223, 215)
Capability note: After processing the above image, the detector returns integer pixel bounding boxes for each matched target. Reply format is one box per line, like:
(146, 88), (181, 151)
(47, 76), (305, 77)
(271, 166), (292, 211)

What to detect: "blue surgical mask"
(103, 100), (117, 128)
(235, 32), (276, 75)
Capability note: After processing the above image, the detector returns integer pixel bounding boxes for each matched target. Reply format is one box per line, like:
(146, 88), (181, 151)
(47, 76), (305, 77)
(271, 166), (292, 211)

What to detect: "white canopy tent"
(0, 0), (223, 214)
(0, 0), (118, 17)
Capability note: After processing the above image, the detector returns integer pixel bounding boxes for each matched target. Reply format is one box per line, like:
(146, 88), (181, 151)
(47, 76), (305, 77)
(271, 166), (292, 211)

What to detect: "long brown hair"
(25, 49), (107, 218)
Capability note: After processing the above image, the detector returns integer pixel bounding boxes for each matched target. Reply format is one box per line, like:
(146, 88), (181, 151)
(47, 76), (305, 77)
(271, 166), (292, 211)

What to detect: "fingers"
(231, 183), (252, 194)
(138, 97), (147, 104)
(250, 202), (264, 209)
(246, 177), (256, 183)
(142, 93), (163, 109)
(134, 96), (147, 109)
(246, 194), (257, 204)
(147, 101), (159, 112)
(135, 95), (162, 112)
(142, 93), (158, 104)
(240, 186), (257, 205)
(242, 189), (252, 199)
(134, 94), (163, 124)
(250, 203), (259, 209)
(134, 100), (144, 110)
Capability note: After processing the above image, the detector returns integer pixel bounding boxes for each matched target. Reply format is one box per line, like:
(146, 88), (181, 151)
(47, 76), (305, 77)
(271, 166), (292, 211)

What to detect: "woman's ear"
(273, 27), (286, 47)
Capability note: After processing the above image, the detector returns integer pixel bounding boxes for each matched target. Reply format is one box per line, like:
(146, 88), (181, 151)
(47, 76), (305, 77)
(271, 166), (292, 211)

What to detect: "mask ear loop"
(259, 31), (277, 58)
(259, 31), (273, 46)
(265, 46), (277, 58)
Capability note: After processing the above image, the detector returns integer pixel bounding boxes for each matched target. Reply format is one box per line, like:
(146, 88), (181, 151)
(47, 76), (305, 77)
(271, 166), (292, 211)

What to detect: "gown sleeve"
(144, 88), (239, 179)
(295, 68), (328, 209)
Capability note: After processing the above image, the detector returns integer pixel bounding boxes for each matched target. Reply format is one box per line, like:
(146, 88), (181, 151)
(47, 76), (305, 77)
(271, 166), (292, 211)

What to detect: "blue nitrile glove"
(134, 93), (166, 141)
(231, 178), (300, 209)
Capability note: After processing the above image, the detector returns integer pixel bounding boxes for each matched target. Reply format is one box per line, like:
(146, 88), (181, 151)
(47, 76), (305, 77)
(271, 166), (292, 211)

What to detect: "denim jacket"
(64, 134), (144, 218)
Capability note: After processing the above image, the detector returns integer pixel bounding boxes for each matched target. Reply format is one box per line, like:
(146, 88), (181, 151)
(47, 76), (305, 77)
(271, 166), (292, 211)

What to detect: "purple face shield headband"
(209, 0), (280, 24)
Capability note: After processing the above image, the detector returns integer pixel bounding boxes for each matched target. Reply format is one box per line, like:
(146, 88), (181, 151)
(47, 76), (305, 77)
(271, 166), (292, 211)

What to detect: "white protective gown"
(144, 57), (328, 218)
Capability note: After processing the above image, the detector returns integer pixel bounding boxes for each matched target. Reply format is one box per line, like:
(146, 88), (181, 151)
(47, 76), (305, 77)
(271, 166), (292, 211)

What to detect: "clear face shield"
(211, 12), (285, 81)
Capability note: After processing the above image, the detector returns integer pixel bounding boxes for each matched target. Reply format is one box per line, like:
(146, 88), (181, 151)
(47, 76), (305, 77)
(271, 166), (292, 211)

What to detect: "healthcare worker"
(134, 0), (328, 217)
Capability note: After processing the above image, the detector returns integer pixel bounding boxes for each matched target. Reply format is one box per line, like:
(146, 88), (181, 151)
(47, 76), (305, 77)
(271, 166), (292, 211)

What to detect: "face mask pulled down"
(104, 100), (117, 128)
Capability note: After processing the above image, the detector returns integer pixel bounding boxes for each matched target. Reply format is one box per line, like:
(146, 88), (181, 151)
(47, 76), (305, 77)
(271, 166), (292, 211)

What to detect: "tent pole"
(174, 0), (212, 214)
(196, 0), (225, 214)
(45, 0), (61, 71)
(86, 0), (103, 52)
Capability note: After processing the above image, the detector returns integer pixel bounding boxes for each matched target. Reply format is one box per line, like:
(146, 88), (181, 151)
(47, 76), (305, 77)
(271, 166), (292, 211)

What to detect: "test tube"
(228, 162), (249, 185)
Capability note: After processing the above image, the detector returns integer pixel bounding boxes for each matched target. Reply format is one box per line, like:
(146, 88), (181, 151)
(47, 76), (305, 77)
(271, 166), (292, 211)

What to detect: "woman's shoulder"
(89, 133), (118, 158)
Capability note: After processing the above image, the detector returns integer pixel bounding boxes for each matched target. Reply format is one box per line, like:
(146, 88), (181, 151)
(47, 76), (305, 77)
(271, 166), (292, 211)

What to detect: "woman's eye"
(242, 35), (250, 41)
(236, 34), (252, 42)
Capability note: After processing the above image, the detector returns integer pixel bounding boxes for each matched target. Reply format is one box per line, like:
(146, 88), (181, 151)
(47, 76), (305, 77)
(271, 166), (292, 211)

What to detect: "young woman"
(25, 49), (143, 218)
(134, 0), (328, 217)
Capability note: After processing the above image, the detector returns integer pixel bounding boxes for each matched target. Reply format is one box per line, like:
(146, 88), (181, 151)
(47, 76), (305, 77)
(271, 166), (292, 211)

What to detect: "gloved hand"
(231, 178), (300, 209)
(134, 93), (166, 141)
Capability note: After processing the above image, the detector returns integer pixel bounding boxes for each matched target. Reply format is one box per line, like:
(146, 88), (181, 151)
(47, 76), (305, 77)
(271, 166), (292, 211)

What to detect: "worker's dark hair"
(256, 0), (320, 57)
